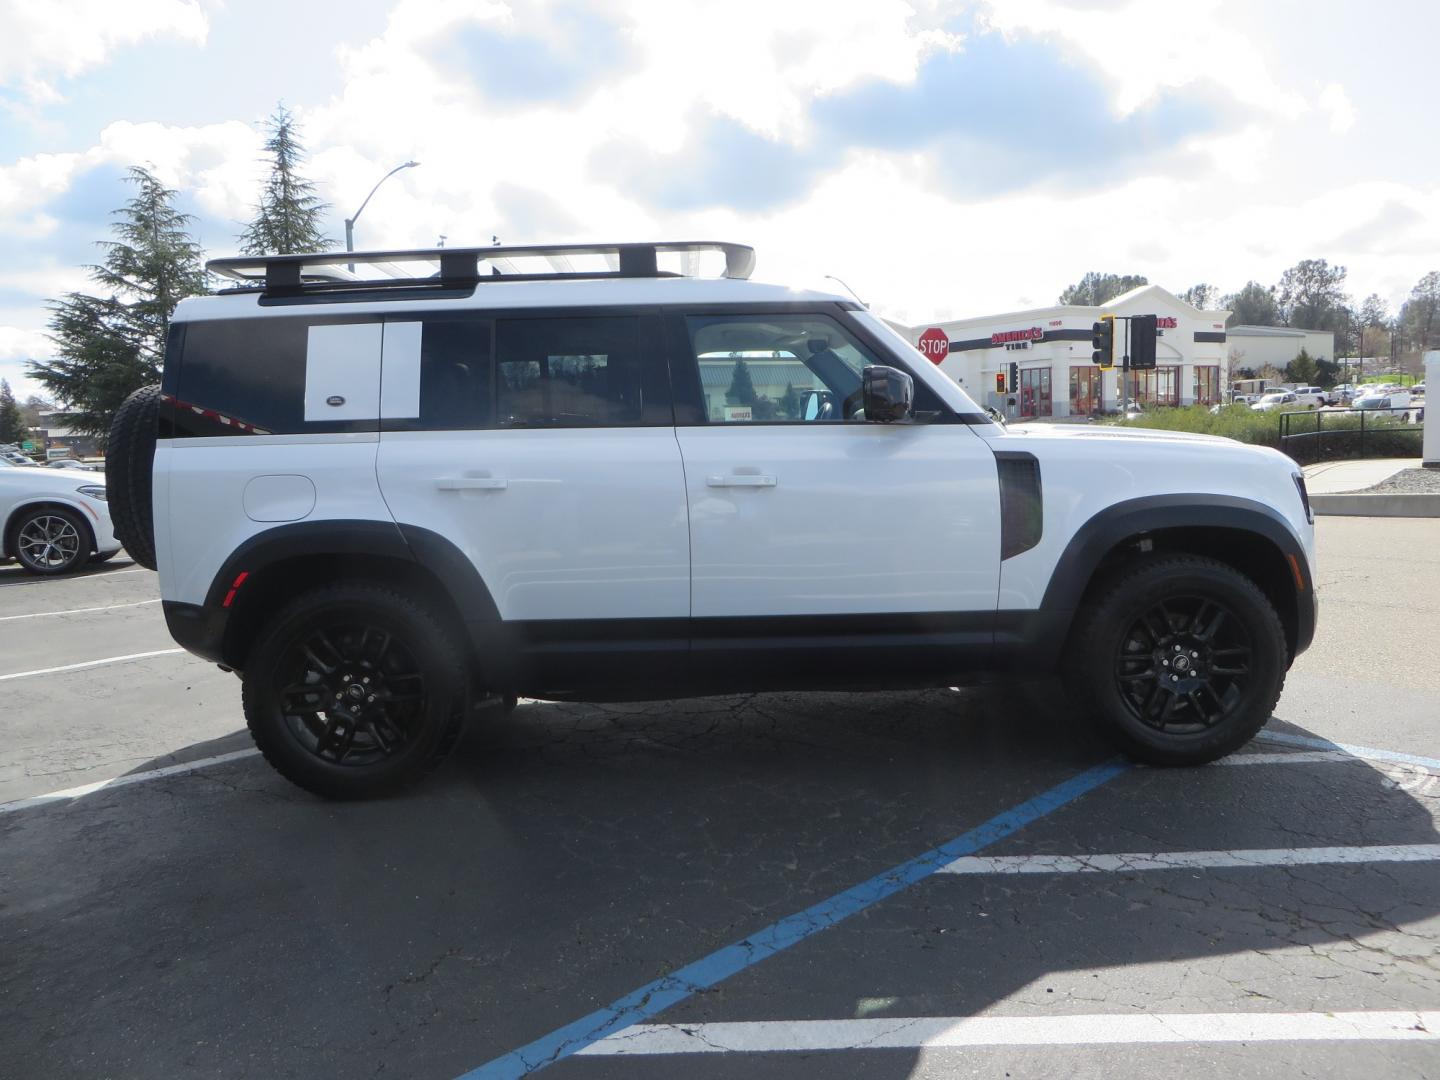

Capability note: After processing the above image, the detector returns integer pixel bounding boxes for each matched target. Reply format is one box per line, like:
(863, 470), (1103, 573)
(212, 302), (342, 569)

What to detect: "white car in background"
(1292, 387), (1326, 409)
(1251, 391), (1300, 412)
(0, 458), (122, 574)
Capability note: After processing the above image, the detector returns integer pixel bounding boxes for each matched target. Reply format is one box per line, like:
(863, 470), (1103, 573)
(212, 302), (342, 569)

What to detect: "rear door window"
(494, 315), (670, 427)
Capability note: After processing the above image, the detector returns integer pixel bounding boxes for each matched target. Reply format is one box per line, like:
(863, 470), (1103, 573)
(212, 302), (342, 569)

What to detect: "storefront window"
(1126, 365), (1180, 407)
(1018, 367), (1051, 417)
(1193, 366), (1220, 406)
(1069, 366), (1102, 416)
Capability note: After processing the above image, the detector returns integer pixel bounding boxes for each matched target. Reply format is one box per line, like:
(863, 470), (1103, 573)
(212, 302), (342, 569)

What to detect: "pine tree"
(29, 166), (207, 435)
(0, 379), (26, 444)
(238, 105), (332, 255)
(726, 359), (757, 405)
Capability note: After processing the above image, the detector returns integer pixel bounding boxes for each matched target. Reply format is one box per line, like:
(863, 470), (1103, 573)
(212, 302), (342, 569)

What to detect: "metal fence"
(1278, 405), (1425, 464)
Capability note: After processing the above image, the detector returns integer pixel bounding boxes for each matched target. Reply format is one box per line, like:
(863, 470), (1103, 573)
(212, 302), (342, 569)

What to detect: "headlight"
(77, 485), (107, 501)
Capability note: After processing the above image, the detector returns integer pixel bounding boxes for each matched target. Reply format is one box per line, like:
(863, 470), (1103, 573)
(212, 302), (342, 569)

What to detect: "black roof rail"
(207, 241), (755, 294)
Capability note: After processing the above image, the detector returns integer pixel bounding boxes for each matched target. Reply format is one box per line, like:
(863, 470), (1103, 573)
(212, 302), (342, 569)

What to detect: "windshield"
(1258, 394), (1285, 403)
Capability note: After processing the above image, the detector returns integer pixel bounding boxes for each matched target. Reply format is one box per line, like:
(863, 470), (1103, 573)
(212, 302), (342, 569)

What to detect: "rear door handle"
(706, 474), (776, 488)
(436, 476), (508, 491)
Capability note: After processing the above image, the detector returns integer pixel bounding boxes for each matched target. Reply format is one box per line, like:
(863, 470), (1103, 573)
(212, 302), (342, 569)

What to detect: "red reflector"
(222, 571), (249, 608)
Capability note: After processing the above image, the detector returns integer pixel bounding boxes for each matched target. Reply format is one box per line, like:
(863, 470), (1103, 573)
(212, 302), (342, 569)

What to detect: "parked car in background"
(1353, 390), (1412, 412)
(43, 458), (101, 471)
(0, 459), (121, 574)
(1292, 387), (1326, 409)
(1, 449), (36, 466)
(1251, 391), (1300, 412)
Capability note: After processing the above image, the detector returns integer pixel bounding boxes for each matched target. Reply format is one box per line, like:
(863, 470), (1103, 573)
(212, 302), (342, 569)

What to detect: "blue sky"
(1, 0), (1437, 401)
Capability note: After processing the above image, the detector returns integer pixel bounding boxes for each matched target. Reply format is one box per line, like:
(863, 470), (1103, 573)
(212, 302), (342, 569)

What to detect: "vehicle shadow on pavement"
(2, 685), (1437, 1080)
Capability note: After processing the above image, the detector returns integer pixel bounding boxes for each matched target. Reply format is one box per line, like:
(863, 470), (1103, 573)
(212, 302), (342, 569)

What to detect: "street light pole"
(344, 160), (419, 271)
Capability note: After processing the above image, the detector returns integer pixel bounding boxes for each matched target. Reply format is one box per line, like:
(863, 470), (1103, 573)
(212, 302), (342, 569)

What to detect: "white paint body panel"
(676, 423), (1000, 617)
(975, 422), (1315, 610)
(156, 434), (389, 604)
(376, 429), (690, 621)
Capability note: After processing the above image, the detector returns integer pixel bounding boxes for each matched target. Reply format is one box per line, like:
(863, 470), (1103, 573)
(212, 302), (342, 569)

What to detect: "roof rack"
(207, 241), (755, 294)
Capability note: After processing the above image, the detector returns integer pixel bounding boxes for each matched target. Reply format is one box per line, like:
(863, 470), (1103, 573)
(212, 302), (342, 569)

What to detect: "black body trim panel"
(995, 451), (1043, 559)
(163, 600), (227, 664)
(1194, 331), (1226, 343)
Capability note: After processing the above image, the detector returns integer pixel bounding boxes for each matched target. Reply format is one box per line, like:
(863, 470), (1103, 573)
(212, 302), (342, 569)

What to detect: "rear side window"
(380, 314), (493, 431)
(170, 316), (379, 436)
(494, 316), (670, 427)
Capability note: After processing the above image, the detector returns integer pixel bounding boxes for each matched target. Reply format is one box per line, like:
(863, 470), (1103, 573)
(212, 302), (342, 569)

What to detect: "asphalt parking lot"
(3, 518), (1438, 1079)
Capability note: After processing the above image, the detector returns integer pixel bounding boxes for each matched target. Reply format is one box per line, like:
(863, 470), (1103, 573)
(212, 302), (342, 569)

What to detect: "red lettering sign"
(1156, 317), (1178, 329)
(991, 327), (1044, 345)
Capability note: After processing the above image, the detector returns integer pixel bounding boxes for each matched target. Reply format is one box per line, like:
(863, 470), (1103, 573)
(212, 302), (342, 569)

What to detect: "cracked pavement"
(2, 518), (1439, 1079)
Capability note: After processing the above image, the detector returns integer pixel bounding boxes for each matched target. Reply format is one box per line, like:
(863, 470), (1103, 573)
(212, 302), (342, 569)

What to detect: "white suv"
(107, 242), (1318, 799)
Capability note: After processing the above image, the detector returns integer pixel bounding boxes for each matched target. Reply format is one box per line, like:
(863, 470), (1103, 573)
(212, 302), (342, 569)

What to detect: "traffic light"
(1091, 316), (1115, 368)
(1130, 314), (1157, 370)
(1008, 361), (1018, 391)
(994, 372), (1006, 394)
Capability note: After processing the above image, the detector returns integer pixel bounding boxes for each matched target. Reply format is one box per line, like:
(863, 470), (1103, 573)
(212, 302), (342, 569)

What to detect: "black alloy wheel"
(1069, 554), (1287, 766)
(12, 506), (91, 575)
(1114, 595), (1253, 734)
(277, 623), (427, 767)
(242, 584), (466, 799)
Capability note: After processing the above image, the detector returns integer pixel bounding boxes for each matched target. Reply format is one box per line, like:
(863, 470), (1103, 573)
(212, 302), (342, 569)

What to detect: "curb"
(1309, 493), (1440, 518)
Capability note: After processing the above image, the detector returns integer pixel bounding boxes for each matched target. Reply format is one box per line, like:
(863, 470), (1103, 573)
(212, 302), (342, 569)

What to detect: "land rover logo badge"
(326, 395), (346, 407)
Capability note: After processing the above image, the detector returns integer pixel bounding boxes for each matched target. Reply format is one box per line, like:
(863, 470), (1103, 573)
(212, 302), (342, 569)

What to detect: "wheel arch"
(200, 520), (501, 672)
(3, 497), (99, 559)
(1030, 495), (1314, 668)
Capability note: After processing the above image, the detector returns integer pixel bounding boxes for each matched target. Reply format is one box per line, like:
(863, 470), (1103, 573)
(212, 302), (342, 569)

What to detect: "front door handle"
(436, 476), (508, 491)
(706, 474), (777, 488)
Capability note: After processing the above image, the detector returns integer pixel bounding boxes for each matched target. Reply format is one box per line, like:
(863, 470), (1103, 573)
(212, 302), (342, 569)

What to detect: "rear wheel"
(10, 506), (92, 575)
(1068, 555), (1287, 766)
(242, 583), (466, 799)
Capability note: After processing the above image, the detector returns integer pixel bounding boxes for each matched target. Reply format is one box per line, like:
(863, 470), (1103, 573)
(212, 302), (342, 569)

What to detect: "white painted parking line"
(0, 648), (183, 682)
(938, 844), (1440, 875)
(1257, 731), (1440, 772)
(1221, 750), (1368, 767)
(0, 599), (161, 622)
(579, 1011), (1440, 1056)
(0, 567), (145, 587)
(0, 748), (262, 815)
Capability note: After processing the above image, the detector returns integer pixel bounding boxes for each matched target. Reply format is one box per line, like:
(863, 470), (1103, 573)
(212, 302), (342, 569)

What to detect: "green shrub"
(1107, 405), (1422, 463)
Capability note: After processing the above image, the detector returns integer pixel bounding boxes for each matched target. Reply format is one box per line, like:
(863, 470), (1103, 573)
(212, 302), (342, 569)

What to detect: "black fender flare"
(165, 520), (506, 669)
(999, 494), (1314, 669)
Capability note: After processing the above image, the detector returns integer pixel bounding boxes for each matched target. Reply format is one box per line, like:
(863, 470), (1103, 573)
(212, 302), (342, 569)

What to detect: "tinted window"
(173, 317), (378, 436)
(495, 316), (669, 427)
(395, 315), (492, 431)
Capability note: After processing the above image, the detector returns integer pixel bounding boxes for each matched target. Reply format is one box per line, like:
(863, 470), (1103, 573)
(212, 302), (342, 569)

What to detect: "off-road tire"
(242, 583), (467, 800)
(105, 384), (161, 570)
(1067, 555), (1287, 766)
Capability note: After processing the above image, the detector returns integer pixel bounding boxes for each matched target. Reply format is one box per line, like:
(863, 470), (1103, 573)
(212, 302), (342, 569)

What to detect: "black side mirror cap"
(861, 365), (914, 422)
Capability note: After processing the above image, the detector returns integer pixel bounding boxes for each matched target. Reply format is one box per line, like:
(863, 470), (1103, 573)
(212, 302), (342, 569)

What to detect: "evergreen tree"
(779, 382), (800, 419)
(29, 166), (207, 435)
(726, 359), (758, 406)
(1058, 272), (1148, 307)
(238, 105), (332, 255)
(1221, 281), (1280, 326)
(0, 379), (26, 444)
(1285, 348), (1319, 386)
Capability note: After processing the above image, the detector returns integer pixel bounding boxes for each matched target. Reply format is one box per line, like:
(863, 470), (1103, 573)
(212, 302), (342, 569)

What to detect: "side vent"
(996, 452), (1043, 560)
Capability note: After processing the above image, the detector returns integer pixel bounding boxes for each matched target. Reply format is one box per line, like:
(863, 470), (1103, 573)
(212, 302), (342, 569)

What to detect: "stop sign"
(917, 327), (949, 364)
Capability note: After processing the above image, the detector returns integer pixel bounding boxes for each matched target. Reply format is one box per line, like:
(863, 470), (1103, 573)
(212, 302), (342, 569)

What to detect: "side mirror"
(861, 365), (913, 422)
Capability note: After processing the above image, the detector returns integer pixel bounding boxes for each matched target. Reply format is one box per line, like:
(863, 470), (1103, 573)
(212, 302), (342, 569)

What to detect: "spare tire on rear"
(106, 383), (161, 570)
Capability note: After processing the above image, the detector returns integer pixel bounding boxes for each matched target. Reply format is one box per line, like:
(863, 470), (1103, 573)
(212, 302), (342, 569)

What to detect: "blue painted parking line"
(1258, 730), (1440, 771)
(457, 759), (1130, 1080)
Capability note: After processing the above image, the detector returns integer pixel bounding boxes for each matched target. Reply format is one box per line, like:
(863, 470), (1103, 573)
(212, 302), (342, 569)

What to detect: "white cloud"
(1318, 82), (1357, 133)
(0, 0), (208, 103)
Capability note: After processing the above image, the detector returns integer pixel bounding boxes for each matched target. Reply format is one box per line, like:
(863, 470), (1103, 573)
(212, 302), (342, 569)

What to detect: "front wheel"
(11, 506), (92, 575)
(242, 583), (466, 799)
(1067, 555), (1288, 766)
